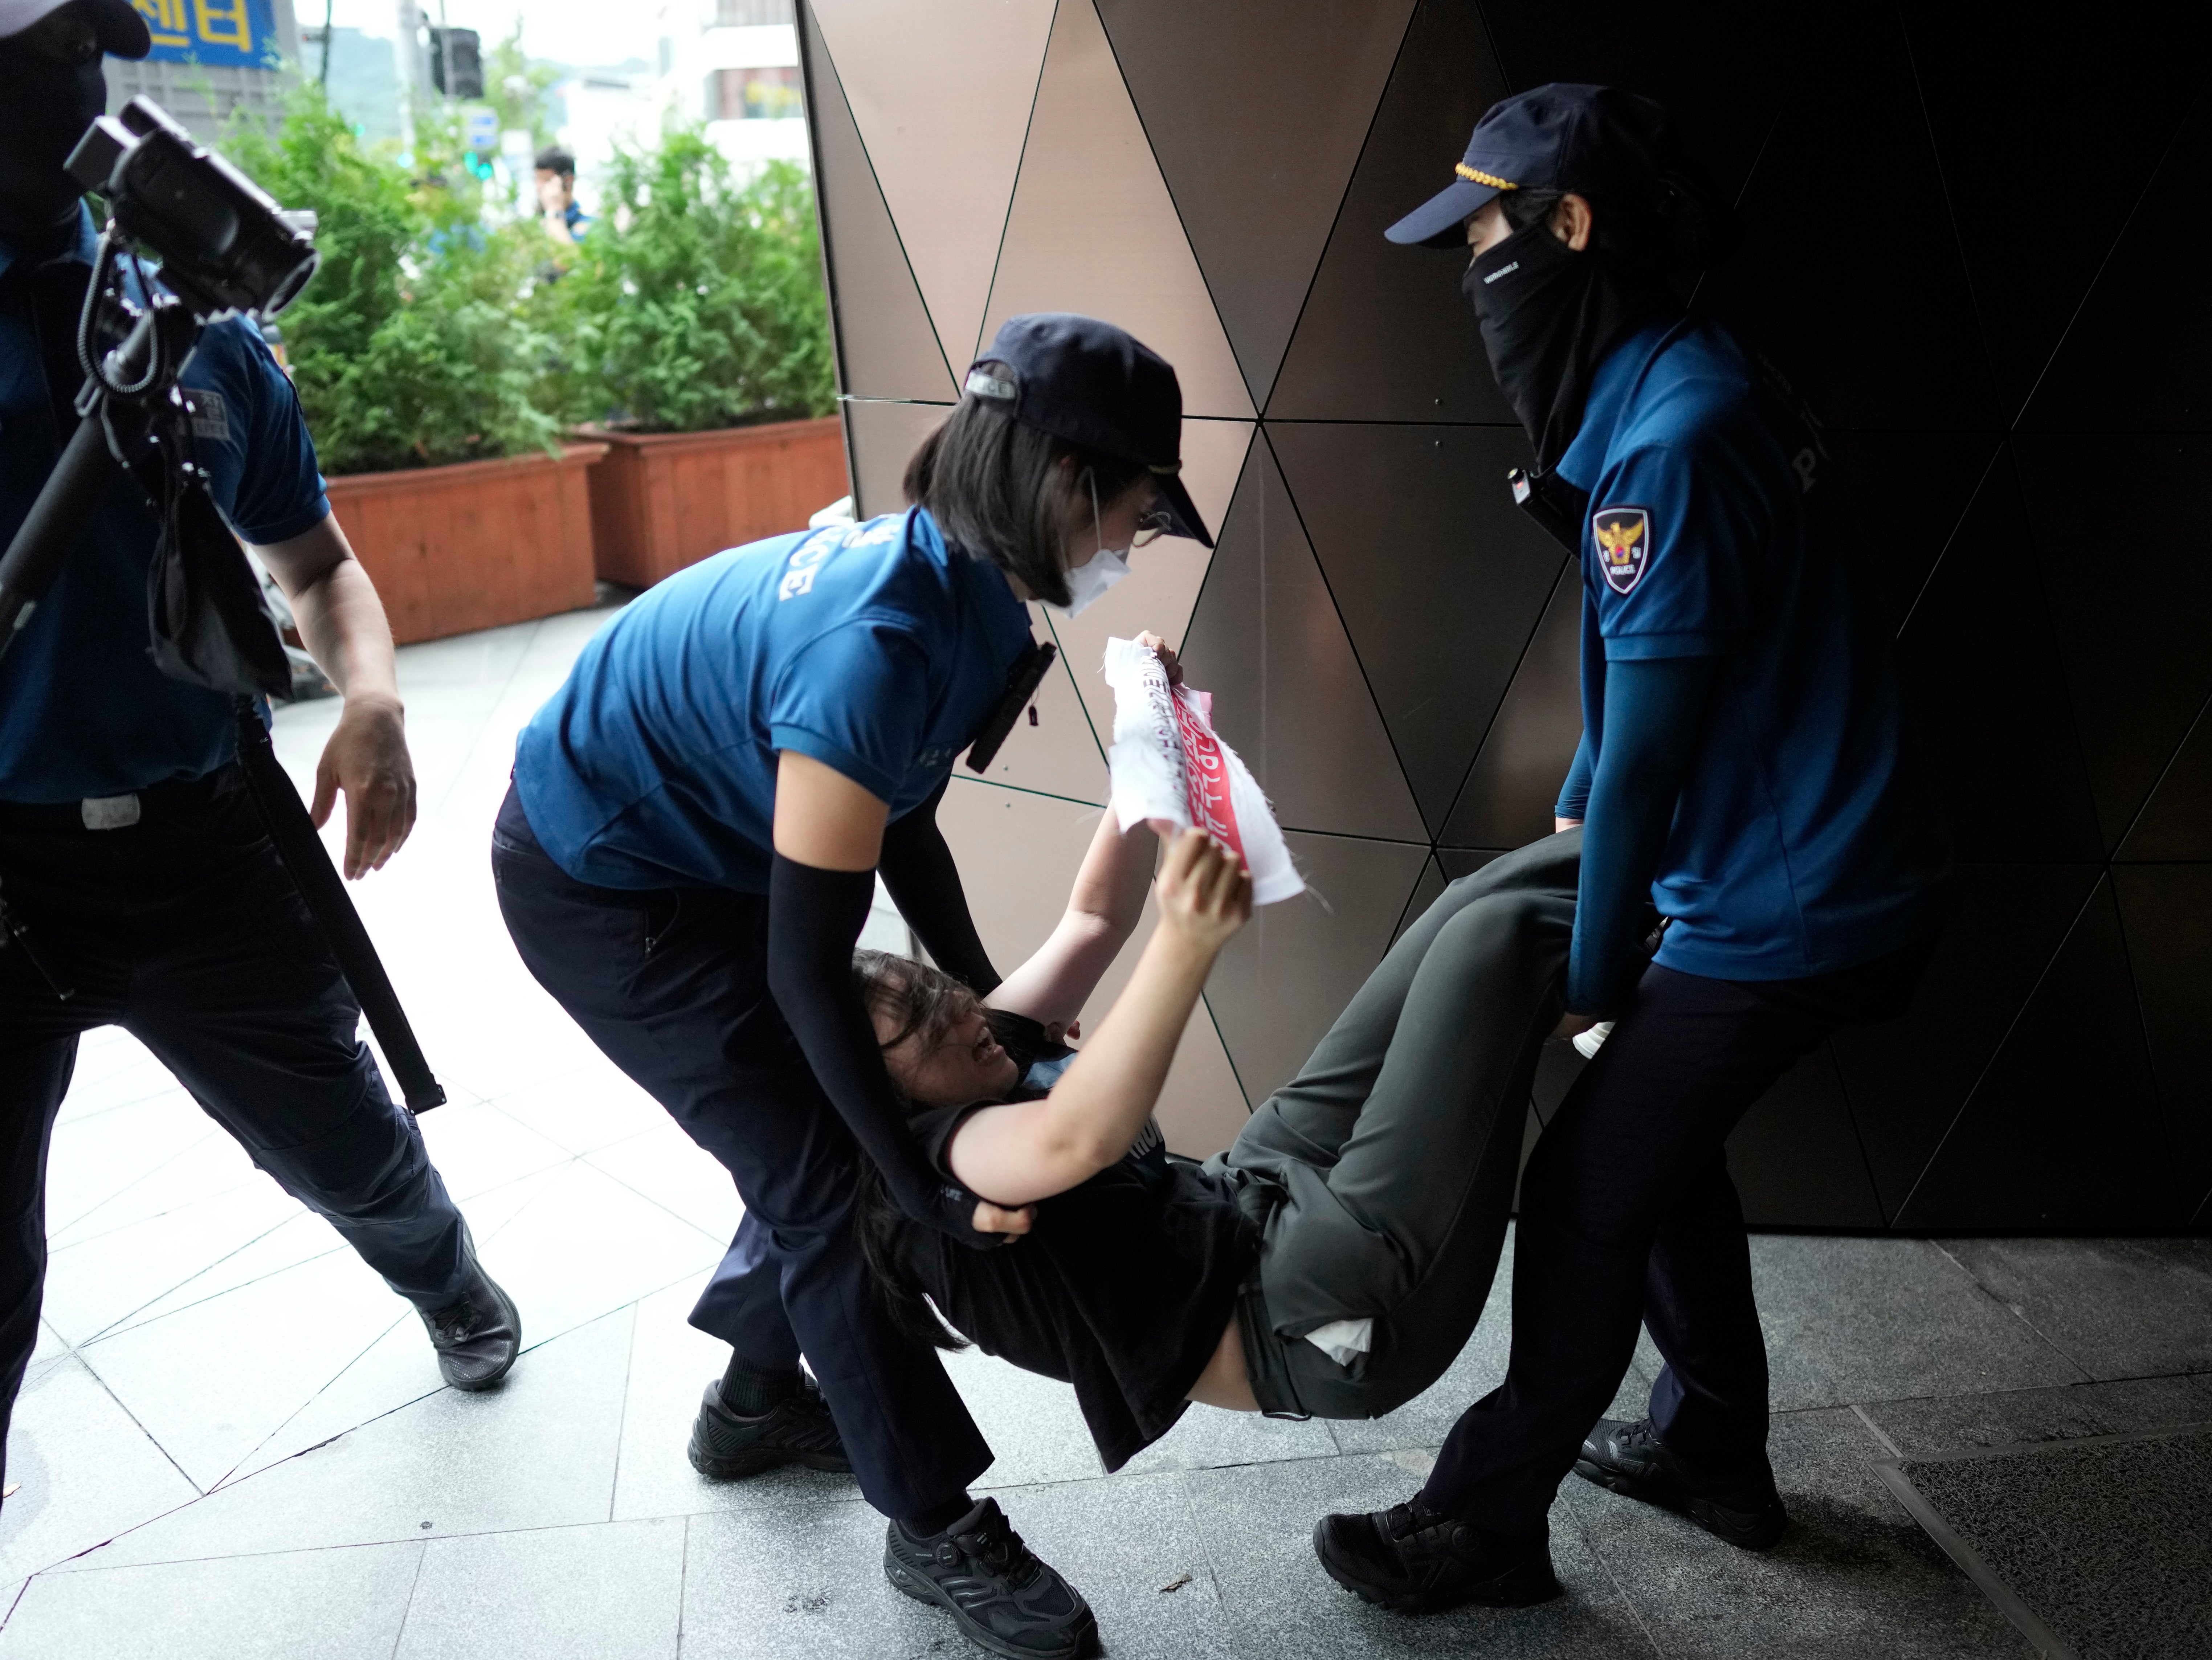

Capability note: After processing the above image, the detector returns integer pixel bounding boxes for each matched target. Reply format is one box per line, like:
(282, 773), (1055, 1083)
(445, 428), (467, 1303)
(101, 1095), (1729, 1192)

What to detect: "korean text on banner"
(1101, 637), (1304, 906)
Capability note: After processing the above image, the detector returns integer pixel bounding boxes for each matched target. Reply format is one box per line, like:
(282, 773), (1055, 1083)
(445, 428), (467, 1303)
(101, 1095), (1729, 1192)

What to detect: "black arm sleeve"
(876, 774), (1000, 994)
(766, 852), (1000, 1249)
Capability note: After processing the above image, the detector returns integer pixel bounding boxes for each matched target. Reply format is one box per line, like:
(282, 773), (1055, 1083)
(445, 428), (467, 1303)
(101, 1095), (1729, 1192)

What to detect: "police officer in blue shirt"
(494, 313), (1211, 1660)
(1306, 85), (1954, 1613)
(0, 0), (521, 1499)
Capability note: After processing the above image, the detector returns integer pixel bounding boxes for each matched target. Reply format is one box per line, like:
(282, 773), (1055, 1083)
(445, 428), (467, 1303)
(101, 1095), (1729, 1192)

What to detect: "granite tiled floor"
(5, 602), (2207, 1658)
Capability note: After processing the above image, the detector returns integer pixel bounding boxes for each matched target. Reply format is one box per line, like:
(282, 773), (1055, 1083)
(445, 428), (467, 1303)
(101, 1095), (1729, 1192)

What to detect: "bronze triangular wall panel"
(1835, 863), (2101, 1217)
(1474, 0), (1800, 211)
(1274, 423), (1561, 840)
(1688, 12), (2003, 433)
(1179, 434), (1428, 842)
(1820, 431), (2003, 633)
(1894, 876), (2180, 1231)
(1895, 457), (2104, 862)
(2118, 695), (2212, 862)
(1438, 557), (1580, 852)
(1043, 417), (1253, 746)
(2016, 435), (2212, 853)
(980, 0), (1253, 419)
(1095, 0), (1415, 411)
(1205, 830), (1433, 1108)
(1727, 1045), (1885, 1229)
(2017, 100), (2212, 433)
(2111, 865), (2212, 1212)
(811, 0), (1055, 371)
(799, 2), (958, 403)
(841, 399), (949, 519)
(1266, 0), (1515, 423)
(1903, 15), (2198, 423)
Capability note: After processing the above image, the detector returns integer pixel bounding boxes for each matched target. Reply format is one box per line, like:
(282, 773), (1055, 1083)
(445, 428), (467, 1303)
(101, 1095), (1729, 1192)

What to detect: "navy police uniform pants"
(1420, 935), (1935, 1533)
(491, 784), (990, 1520)
(0, 766), (472, 1463)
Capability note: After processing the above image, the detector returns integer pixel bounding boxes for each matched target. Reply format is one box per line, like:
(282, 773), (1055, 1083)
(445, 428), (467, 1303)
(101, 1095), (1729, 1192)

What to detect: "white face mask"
(1049, 472), (1132, 618)
(1054, 544), (1131, 617)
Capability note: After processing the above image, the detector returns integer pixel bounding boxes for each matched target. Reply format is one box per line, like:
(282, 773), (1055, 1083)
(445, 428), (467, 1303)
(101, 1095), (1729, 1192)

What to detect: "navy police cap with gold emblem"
(1385, 83), (1673, 249)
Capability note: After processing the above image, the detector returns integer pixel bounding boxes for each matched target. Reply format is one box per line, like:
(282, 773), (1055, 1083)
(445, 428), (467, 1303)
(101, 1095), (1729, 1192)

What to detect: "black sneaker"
(416, 1255), (521, 1391)
(883, 1496), (1096, 1659)
(687, 1375), (853, 1478)
(1312, 1501), (1560, 1614)
(1573, 1416), (1787, 1549)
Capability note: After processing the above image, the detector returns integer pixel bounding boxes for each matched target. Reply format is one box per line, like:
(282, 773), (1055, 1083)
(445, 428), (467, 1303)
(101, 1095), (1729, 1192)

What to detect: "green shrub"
(551, 131), (835, 432)
(223, 87), (559, 474)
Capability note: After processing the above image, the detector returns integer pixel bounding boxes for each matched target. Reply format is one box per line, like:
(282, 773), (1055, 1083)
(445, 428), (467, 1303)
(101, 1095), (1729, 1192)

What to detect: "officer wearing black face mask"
(1308, 85), (1955, 1612)
(0, 0), (522, 1502)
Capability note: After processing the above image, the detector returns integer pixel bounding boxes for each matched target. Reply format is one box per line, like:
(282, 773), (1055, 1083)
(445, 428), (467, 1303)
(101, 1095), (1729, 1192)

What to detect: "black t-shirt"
(887, 1092), (1260, 1472)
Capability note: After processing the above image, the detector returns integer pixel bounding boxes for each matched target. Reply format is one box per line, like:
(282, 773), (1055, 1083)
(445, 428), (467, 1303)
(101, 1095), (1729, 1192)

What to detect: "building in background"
(547, 59), (659, 209)
(297, 24), (404, 144)
(110, 0), (302, 138)
(659, 0), (808, 174)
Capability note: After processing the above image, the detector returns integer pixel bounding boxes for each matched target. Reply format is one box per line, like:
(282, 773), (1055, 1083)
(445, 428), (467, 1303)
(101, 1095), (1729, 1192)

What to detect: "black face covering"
(1462, 220), (1659, 472)
(0, 49), (106, 250)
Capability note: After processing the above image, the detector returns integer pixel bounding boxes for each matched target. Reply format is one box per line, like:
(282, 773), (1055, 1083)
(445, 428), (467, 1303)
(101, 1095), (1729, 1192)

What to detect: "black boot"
(1574, 1416), (1787, 1549)
(1312, 1500), (1560, 1614)
(415, 1253), (521, 1391)
(884, 1496), (1097, 1659)
(687, 1373), (852, 1478)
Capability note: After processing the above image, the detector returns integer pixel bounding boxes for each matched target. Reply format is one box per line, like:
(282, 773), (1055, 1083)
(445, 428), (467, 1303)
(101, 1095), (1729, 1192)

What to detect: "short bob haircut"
(902, 367), (1151, 609)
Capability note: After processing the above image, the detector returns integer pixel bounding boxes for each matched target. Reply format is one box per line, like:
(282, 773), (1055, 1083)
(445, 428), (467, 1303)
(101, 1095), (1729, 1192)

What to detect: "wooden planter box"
(323, 443), (608, 646)
(583, 415), (850, 588)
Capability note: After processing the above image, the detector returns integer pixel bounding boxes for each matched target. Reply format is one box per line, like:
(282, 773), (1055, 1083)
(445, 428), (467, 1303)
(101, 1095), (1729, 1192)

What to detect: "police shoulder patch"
(1591, 505), (1652, 595)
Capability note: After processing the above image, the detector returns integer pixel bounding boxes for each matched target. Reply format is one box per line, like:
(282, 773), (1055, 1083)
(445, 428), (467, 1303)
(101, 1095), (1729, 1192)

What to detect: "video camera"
(66, 96), (318, 323)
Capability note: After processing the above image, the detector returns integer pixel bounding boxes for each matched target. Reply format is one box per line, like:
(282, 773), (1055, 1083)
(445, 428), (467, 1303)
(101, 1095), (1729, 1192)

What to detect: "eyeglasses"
(1132, 501), (1177, 548)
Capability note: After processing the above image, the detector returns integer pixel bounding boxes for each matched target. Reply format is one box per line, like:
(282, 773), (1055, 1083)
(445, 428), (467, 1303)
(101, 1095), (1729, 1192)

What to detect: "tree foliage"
(550, 132), (835, 433)
(217, 95), (833, 469)
(223, 87), (559, 475)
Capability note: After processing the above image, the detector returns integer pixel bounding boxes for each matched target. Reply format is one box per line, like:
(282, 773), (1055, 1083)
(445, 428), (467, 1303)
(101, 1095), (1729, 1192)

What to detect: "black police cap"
(1385, 83), (1673, 249)
(966, 313), (1213, 549)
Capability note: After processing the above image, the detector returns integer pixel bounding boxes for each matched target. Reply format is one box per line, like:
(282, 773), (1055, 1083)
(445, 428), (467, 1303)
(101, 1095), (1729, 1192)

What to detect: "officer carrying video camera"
(0, 0), (521, 1503)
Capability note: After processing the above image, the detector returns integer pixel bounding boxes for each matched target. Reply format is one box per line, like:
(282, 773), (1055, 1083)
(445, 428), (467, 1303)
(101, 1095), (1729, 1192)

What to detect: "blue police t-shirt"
(0, 208), (330, 803)
(514, 506), (1034, 891)
(1555, 314), (1953, 980)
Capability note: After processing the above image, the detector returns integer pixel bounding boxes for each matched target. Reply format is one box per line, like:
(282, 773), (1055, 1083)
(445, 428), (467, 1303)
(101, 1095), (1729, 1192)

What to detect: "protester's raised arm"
(949, 831), (1247, 1206)
(985, 808), (1158, 1032)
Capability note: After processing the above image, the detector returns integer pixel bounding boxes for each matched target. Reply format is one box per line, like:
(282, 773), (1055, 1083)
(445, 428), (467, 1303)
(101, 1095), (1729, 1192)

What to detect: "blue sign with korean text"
(132, 0), (284, 70)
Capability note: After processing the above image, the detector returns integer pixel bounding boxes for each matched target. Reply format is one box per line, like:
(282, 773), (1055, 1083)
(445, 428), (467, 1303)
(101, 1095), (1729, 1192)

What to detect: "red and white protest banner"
(1101, 637), (1304, 905)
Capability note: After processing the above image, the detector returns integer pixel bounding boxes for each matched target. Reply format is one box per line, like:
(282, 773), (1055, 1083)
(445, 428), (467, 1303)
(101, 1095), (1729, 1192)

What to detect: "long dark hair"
(902, 373), (1148, 608)
(852, 950), (982, 1353)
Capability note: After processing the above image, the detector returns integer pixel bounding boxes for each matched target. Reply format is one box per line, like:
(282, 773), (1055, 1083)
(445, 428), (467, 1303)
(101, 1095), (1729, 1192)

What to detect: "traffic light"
(428, 27), (484, 100)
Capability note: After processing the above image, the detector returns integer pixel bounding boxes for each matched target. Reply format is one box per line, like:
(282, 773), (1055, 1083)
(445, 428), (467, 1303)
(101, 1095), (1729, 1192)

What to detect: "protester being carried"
(856, 673), (1585, 1610)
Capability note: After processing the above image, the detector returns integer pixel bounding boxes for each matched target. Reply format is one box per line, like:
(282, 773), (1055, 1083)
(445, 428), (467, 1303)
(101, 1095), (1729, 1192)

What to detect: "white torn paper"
(1303, 1317), (1374, 1369)
(1100, 638), (1305, 906)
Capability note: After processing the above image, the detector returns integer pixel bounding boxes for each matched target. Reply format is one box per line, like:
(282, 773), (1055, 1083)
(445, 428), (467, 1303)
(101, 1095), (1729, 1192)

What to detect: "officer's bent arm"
(251, 511), (400, 708)
(878, 773), (1001, 994)
(1567, 656), (1716, 1015)
(769, 753), (1022, 1247)
(250, 511), (416, 879)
